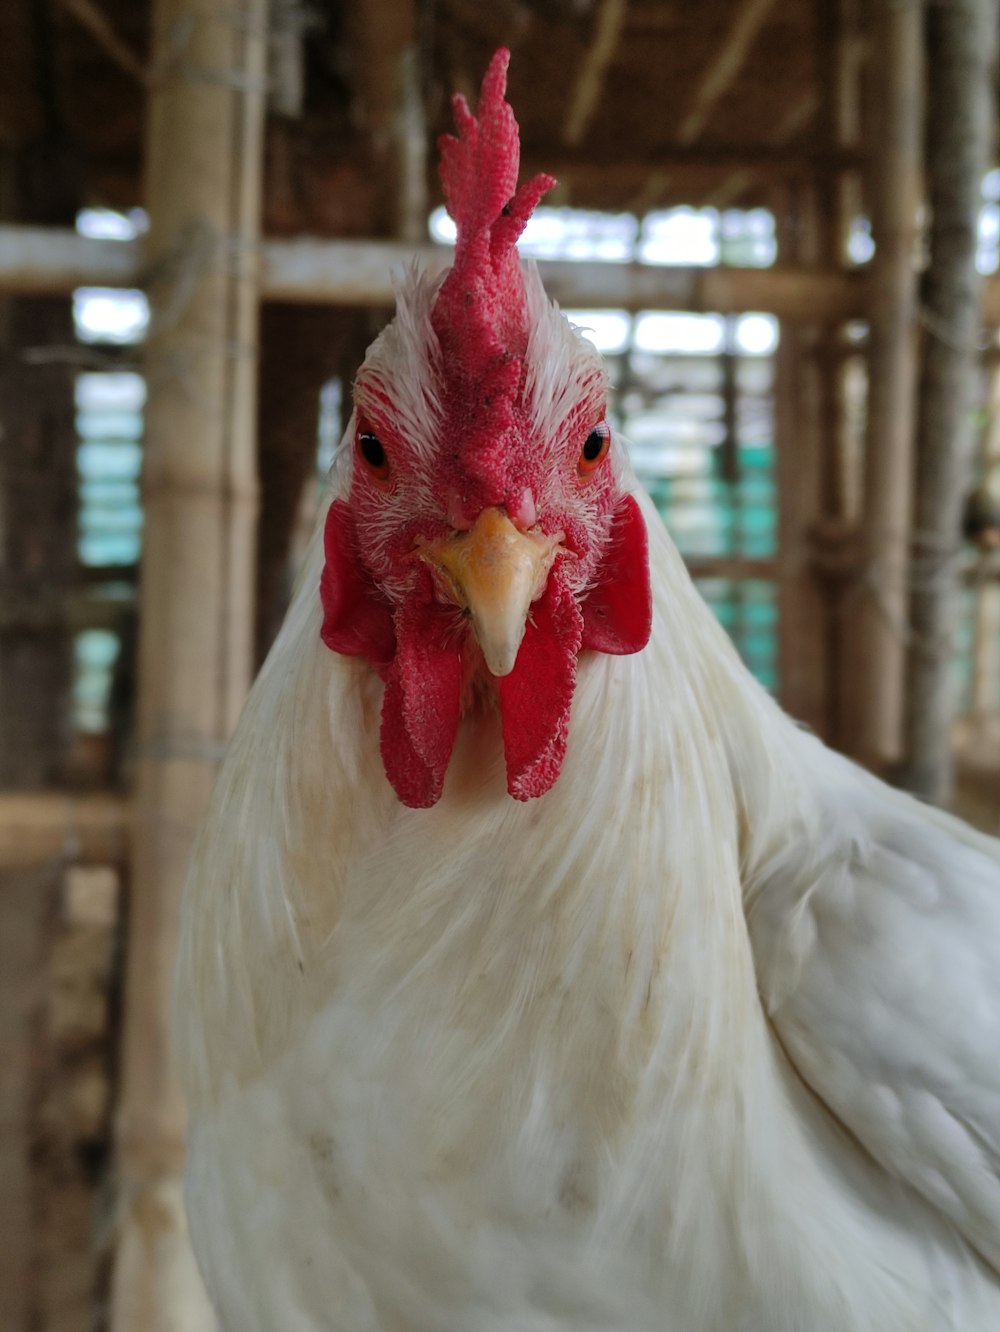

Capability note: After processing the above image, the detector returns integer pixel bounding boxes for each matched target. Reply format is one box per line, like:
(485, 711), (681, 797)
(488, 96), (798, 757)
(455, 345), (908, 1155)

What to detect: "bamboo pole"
(846, 0), (923, 772)
(901, 0), (998, 804)
(108, 2), (267, 1328)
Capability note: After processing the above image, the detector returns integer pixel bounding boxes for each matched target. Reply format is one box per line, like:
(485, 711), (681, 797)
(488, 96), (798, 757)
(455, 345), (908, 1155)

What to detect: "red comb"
(432, 49), (554, 441)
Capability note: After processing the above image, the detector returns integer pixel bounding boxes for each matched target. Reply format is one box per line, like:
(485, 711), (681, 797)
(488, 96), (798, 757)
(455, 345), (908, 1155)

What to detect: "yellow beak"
(416, 508), (563, 677)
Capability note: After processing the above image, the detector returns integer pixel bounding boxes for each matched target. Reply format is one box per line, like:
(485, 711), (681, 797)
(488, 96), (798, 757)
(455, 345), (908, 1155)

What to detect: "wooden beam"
(677, 0), (779, 145)
(262, 240), (869, 318)
(901, 0), (997, 805)
(0, 225), (141, 292)
(108, 1), (268, 1328)
(523, 145), (863, 180)
(0, 225), (871, 318)
(563, 0), (629, 147)
(0, 792), (129, 868)
(846, 0), (923, 772)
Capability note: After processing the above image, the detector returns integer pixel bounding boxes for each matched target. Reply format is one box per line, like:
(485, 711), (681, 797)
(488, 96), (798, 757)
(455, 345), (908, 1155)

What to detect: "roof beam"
(703, 91), (821, 208)
(563, 0), (629, 146)
(677, 0), (779, 145)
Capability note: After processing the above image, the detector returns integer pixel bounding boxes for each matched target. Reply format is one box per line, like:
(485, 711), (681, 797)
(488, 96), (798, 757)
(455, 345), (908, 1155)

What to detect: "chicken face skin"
(319, 50), (651, 807)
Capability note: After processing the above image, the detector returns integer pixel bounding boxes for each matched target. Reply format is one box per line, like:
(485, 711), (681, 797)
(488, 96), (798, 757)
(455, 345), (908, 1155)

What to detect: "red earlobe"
(320, 500), (395, 666)
(580, 493), (652, 656)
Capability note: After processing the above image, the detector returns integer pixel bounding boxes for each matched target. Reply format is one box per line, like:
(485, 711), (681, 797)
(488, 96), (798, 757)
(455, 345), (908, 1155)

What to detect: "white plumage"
(176, 250), (1000, 1329)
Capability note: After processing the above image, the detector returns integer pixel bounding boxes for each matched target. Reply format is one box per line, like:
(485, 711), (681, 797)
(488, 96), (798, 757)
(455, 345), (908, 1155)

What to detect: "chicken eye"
(357, 430), (391, 483)
(578, 422), (611, 478)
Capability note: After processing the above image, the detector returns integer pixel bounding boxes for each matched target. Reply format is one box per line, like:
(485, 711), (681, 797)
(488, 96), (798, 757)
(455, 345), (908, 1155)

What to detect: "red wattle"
(380, 598), (463, 809)
(580, 493), (653, 656)
(499, 566), (583, 801)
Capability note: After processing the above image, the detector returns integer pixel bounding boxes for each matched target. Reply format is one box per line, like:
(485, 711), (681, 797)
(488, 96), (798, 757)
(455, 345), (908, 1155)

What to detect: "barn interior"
(1, 0), (999, 1326)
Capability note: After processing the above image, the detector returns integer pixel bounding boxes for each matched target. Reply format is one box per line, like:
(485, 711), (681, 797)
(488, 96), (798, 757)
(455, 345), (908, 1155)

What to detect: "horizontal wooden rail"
(0, 224), (869, 320)
(0, 792), (130, 869)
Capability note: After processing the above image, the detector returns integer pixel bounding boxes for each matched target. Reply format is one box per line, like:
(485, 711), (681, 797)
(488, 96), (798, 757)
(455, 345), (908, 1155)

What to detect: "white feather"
(176, 284), (1000, 1331)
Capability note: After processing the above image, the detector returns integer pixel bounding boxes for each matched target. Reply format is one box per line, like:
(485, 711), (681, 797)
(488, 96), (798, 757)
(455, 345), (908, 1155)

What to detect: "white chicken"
(175, 49), (1000, 1331)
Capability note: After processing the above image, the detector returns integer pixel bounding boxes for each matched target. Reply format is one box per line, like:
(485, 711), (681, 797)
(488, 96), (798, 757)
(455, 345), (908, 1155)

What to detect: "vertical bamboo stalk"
(901, 0), (998, 804)
(109, 3), (267, 1329)
(848, 0), (923, 771)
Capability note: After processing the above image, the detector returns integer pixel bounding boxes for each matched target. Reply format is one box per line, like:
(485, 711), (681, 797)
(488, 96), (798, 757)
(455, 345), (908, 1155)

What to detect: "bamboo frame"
(901, 0), (998, 805)
(108, 2), (268, 1328)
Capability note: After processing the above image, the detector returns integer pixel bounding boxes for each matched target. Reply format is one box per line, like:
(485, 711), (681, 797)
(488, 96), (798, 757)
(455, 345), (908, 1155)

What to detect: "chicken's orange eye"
(357, 430), (391, 484)
(578, 422), (611, 478)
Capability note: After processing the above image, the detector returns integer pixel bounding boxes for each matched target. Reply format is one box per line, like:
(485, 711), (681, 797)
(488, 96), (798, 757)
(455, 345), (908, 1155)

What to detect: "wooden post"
(109, 2), (268, 1329)
(901, 0), (998, 805)
(255, 305), (344, 665)
(846, 0), (923, 771)
(349, 0), (426, 243)
(0, 864), (59, 1329)
(775, 290), (831, 734)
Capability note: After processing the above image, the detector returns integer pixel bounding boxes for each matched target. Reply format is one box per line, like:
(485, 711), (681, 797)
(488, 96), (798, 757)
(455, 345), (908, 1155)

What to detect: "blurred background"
(1, 0), (999, 1326)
